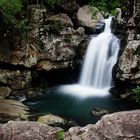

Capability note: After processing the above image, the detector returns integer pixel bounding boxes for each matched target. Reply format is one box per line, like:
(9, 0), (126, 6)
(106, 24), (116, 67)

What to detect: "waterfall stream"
(25, 17), (140, 127)
(59, 17), (120, 98)
(80, 17), (120, 89)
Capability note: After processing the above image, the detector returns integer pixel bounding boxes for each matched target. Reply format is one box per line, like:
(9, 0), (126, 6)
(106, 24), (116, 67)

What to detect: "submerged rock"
(92, 108), (109, 116)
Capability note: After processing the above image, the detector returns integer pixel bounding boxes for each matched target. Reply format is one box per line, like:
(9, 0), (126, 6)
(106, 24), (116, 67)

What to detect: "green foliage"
(89, 0), (126, 15)
(42, 0), (62, 8)
(132, 86), (140, 103)
(56, 130), (64, 140)
(65, 34), (72, 44)
(48, 21), (64, 34)
(0, 0), (22, 24)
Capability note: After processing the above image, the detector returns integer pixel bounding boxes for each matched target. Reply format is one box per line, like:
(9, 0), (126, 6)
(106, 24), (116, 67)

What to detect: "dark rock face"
(0, 70), (31, 90)
(65, 110), (140, 140)
(0, 6), (87, 70)
(0, 121), (62, 140)
(0, 5), (87, 92)
(116, 10), (140, 84)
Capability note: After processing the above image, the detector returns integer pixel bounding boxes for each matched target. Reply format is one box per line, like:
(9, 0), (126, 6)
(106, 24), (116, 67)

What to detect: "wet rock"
(0, 99), (29, 122)
(0, 121), (62, 140)
(0, 86), (11, 98)
(77, 5), (105, 33)
(0, 70), (32, 90)
(92, 108), (109, 116)
(38, 114), (66, 125)
(65, 110), (140, 140)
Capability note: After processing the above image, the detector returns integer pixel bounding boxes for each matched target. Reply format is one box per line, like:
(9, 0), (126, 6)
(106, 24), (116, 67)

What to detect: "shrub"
(89, 0), (126, 15)
(132, 86), (140, 103)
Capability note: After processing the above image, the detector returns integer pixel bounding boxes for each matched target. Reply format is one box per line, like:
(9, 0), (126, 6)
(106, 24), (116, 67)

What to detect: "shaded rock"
(117, 40), (140, 84)
(0, 6), (87, 71)
(127, 11), (140, 27)
(37, 60), (73, 71)
(57, 0), (79, 14)
(92, 108), (109, 116)
(0, 121), (62, 140)
(65, 110), (140, 140)
(45, 13), (73, 28)
(37, 114), (66, 125)
(0, 99), (29, 122)
(0, 86), (11, 98)
(77, 5), (105, 33)
(0, 70), (32, 90)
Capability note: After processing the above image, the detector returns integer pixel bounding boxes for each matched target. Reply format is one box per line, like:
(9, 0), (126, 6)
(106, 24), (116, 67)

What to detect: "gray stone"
(117, 40), (140, 84)
(0, 121), (62, 140)
(0, 70), (32, 90)
(0, 86), (11, 98)
(65, 110), (140, 140)
(77, 5), (105, 33)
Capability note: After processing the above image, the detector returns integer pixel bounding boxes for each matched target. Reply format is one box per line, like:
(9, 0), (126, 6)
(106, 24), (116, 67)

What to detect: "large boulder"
(116, 40), (140, 83)
(65, 110), (140, 140)
(0, 121), (62, 140)
(76, 5), (105, 33)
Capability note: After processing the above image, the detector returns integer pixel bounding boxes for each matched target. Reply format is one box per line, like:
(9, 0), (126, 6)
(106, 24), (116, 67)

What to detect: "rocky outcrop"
(77, 5), (105, 33)
(65, 110), (140, 140)
(0, 6), (87, 71)
(0, 110), (139, 140)
(0, 99), (29, 122)
(0, 121), (62, 140)
(117, 10), (140, 84)
(0, 70), (32, 90)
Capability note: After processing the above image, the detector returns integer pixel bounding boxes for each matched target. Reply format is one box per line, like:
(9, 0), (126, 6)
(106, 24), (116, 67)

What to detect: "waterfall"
(58, 17), (120, 98)
(79, 17), (120, 90)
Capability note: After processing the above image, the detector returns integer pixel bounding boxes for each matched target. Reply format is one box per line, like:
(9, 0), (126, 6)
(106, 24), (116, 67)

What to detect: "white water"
(58, 17), (120, 98)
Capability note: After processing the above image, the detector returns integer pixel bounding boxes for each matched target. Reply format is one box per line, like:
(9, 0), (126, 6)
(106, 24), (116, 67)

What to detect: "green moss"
(132, 86), (140, 103)
(48, 21), (64, 34)
(90, 7), (99, 18)
(64, 34), (72, 44)
(56, 130), (64, 140)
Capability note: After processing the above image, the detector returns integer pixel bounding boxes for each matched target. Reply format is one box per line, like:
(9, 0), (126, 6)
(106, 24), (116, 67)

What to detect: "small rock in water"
(37, 114), (66, 125)
(92, 108), (109, 116)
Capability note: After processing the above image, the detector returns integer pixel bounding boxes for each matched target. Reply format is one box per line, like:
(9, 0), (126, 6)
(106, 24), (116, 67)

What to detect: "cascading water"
(79, 17), (120, 89)
(59, 17), (120, 97)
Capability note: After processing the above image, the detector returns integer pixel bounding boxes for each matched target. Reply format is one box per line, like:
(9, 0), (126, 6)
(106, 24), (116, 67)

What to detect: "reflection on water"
(25, 87), (140, 126)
